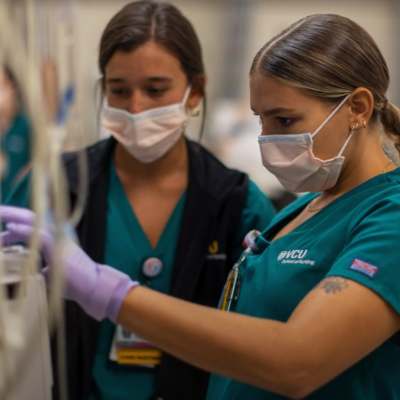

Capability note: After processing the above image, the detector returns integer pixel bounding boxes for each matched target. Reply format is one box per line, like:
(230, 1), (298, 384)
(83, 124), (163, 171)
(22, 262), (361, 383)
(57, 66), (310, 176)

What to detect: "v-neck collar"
(263, 167), (400, 244)
(110, 162), (186, 253)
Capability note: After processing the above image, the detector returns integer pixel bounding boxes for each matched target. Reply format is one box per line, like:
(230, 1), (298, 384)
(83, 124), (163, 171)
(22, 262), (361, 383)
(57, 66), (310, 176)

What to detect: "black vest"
(54, 138), (249, 400)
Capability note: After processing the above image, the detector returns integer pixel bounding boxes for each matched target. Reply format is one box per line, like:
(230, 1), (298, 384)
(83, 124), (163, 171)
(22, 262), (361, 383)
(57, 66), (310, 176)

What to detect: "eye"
(146, 86), (168, 97)
(276, 117), (296, 127)
(109, 87), (130, 98)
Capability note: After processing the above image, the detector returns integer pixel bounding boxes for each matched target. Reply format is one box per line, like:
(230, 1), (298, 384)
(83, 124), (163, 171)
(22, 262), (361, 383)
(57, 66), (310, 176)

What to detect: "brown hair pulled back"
(251, 14), (400, 152)
(99, 0), (205, 93)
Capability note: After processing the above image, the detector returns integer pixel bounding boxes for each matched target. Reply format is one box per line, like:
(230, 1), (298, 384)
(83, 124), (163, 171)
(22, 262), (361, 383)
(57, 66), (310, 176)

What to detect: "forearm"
(117, 286), (307, 397)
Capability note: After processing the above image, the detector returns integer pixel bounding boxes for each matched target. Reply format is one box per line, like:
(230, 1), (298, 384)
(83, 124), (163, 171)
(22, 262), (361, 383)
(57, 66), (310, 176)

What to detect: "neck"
(325, 129), (396, 197)
(114, 136), (188, 182)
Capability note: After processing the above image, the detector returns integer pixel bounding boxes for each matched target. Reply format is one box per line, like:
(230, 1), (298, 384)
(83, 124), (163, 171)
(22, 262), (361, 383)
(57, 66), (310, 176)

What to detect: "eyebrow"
(106, 76), (173, 84)
(251, 107), (297, 116)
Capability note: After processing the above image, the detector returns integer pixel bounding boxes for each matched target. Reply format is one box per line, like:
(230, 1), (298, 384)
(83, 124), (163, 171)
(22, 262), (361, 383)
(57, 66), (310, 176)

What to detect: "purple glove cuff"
(107, 279), (140, 323)
(82, 264), (139, 322)
(0, 206), (140, 323)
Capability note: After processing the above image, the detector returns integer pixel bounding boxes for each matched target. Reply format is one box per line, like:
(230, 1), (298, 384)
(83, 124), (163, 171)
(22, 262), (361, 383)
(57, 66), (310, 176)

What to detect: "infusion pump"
(0, 246), (52, 400)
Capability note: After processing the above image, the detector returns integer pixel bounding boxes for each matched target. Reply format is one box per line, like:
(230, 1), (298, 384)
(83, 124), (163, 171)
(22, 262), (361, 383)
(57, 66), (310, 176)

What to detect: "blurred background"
(4, 0), (400, 202)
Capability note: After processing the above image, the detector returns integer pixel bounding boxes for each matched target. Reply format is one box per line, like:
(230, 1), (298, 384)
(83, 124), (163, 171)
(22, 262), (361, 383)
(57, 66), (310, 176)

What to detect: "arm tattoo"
(318, 277), (349, 294)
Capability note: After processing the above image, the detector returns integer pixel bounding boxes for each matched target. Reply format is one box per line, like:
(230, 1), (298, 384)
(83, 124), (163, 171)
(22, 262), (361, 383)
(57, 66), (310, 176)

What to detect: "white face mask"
(258, 95), (352, 193)
(101, 87), (191, 163)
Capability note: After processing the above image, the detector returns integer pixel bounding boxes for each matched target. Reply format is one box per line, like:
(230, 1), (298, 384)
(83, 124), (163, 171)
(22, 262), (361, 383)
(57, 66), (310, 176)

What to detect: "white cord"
(0, 1), (86, 398)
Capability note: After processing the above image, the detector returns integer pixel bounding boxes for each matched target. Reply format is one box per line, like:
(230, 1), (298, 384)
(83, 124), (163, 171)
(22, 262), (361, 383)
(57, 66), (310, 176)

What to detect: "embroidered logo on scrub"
(277, 249), (315, 266)
(350, 258), (379, 278)
(208, 240), (219, 254)
(206, 240), (227, 261)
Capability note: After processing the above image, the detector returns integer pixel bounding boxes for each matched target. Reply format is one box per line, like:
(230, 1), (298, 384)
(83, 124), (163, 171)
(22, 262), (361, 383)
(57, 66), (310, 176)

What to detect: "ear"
(348, 87), (374, 126)
(187, 75), (206, 110)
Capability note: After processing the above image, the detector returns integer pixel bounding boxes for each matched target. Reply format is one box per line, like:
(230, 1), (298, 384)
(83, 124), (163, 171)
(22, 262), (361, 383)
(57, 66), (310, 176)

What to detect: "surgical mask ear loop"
(311, 94), (351, 139)
(336, 125), (357, 157)
(181, 85), (192, 108)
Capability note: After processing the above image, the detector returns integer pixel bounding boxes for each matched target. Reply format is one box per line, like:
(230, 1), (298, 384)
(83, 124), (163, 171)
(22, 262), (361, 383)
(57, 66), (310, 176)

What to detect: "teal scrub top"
(207, 168), (400, 400)
(90, 162), (187, 399)
(1, 113), (31, 200)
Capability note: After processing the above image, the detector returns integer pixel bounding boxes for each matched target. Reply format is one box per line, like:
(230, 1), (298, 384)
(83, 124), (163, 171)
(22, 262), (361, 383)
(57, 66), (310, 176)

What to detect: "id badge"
(109, 325), (162, 367)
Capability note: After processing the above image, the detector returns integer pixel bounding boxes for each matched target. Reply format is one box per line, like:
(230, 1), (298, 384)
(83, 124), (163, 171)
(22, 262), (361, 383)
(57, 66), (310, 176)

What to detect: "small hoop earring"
(361, 120), (367, 128)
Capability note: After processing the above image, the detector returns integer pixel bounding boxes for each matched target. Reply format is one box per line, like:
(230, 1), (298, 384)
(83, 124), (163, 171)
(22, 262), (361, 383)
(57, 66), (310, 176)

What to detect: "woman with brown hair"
(4, 11), (400, 400)
(5, 1), (275, 399)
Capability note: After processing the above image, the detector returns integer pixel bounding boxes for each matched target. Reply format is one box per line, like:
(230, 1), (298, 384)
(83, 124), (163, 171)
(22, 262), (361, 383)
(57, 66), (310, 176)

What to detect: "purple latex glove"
(0, 205), (138, 322)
